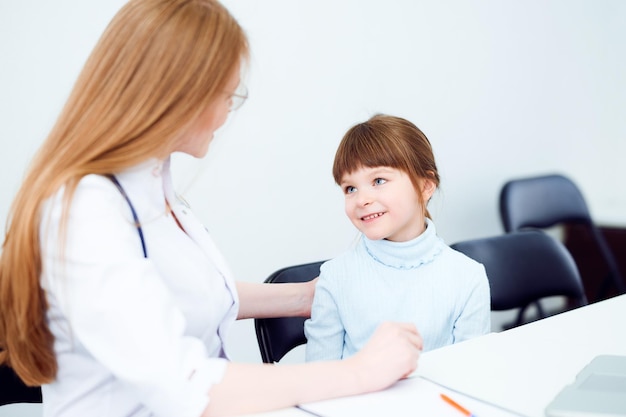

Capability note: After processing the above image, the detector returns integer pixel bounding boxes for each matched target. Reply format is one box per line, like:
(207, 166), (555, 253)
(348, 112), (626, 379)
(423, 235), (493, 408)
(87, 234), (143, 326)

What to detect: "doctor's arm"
(203, 321), (422, 417)
(236, 279), (317, 319)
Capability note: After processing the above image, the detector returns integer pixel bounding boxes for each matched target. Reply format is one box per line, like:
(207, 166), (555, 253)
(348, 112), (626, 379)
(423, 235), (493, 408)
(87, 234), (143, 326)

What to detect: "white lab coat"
(40, 157), (238, 417)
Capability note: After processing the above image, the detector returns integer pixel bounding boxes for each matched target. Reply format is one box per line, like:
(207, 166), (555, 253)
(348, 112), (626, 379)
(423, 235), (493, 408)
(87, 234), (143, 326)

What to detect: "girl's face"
(174, 67), (242, 158)
(340, 166), (435, 242)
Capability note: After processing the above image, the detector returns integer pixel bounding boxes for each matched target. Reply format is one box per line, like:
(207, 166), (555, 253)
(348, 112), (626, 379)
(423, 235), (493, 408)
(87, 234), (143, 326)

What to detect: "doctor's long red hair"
(0, 0), (248, 385)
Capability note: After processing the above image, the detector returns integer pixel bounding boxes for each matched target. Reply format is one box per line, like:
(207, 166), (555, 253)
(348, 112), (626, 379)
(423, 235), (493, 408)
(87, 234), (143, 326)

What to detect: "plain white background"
(1, 0), (625, 376)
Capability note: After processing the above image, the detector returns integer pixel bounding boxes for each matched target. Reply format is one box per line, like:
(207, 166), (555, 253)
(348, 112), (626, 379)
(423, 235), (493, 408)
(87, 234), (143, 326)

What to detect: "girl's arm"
(203, 321), (423, 416)
(236, 280), (317, 319)
(453, 264), (492, 342)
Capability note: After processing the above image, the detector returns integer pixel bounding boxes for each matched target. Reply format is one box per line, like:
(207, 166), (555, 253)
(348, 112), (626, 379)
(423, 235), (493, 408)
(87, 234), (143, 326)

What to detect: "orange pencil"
(440, 393), (478, 417)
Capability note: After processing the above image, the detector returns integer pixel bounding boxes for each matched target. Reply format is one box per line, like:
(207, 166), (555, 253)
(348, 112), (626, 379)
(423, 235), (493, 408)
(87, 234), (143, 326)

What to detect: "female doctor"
(0, 0), (423, 416)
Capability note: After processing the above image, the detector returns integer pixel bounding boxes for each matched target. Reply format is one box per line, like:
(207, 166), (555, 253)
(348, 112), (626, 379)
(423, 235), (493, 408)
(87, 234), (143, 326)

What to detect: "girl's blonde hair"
(332, 114), (440, 219)
(0, 0), (248, 385)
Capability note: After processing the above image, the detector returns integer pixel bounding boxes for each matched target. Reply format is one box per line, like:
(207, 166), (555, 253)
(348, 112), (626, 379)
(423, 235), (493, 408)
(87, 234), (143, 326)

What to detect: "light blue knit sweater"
(304, 219), (491, 361)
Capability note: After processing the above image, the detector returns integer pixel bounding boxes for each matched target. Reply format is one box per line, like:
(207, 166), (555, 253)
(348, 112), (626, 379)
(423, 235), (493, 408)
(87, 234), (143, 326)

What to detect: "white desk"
(416, 294), (626, 417)
(296, 294), (626, 417)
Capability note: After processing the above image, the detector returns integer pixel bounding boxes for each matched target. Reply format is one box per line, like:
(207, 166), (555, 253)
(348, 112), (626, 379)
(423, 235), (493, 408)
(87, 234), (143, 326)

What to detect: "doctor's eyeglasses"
(228, 84), (248, 112)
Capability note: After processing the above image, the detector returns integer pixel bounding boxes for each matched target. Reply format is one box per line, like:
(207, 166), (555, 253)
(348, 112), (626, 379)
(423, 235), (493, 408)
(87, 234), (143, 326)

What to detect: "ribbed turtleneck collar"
(362, 218), (444, 269)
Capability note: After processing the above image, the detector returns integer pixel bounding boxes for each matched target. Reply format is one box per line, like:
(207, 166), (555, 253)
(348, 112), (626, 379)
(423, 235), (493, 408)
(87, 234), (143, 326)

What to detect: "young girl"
(305, 114), (491, 361)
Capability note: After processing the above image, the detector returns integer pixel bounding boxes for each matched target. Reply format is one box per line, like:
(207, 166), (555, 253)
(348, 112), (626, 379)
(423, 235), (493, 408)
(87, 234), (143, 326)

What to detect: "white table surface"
(415, 294), (626, 417)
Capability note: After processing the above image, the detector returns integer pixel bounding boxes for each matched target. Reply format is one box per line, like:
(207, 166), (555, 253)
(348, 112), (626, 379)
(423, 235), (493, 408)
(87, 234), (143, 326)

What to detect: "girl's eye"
(374, 178), (386, 186)
(345, 186), (357, 194)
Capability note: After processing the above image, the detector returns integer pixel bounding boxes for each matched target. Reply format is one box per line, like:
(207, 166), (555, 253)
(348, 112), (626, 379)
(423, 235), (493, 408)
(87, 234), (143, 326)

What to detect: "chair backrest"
(254, 261), (324, 363)
(0, 364), (42, 406)
(451, 230), (588, 328)
(499, 174), (592, 232)
(499, 173), (625, 298)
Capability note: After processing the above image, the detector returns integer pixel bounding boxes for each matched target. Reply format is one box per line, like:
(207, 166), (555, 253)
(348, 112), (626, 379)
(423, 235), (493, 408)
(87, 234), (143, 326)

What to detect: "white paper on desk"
(299, 376), (520, 417)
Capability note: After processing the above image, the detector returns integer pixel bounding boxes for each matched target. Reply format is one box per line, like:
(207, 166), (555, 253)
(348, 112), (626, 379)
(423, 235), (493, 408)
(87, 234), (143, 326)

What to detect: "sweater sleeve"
(452, 262), (492, 343)
(304, 263), (346, 361)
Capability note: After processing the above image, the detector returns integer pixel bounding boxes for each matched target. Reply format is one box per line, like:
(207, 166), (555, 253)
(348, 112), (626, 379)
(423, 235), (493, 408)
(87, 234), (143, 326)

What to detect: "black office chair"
(451, 230), (588, 329)
(0, 363), (42, 406)
(499, 173), (626, 301)
(254, 261), (324, 363)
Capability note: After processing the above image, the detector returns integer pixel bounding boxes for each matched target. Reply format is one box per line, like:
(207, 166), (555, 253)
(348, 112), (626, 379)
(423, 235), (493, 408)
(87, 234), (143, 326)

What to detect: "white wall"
(1, 1), (625, 364)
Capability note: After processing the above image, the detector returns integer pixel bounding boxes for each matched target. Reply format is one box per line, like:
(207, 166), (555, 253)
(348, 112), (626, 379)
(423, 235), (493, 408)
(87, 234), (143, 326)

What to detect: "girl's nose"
(357, 190), (372, 207)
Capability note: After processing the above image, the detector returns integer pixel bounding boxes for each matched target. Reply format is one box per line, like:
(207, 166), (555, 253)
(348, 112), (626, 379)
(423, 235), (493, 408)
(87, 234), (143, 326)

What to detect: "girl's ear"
(421, 176), (437, 201)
